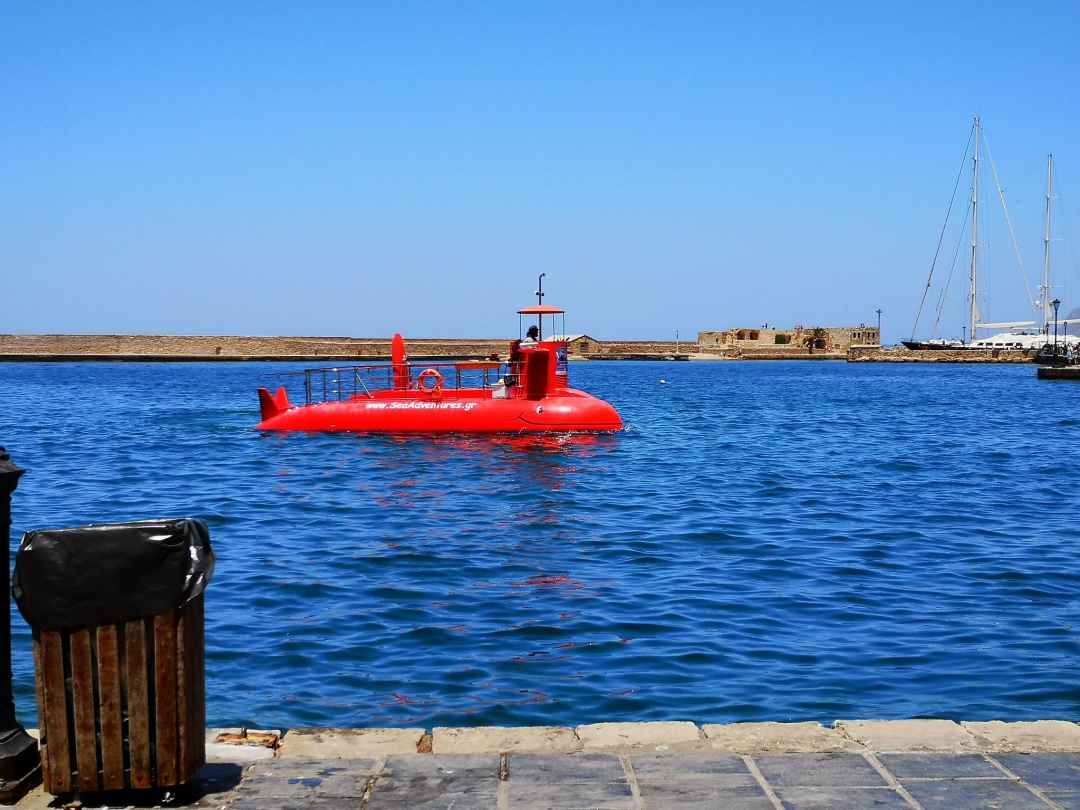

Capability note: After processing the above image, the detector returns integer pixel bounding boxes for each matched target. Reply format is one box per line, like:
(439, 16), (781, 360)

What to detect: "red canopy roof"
(518, 304), (565, 315)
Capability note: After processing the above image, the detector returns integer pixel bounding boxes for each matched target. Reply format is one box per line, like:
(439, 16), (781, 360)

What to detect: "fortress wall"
(699, 325), (880, 352)
(585, 340), (692, 355)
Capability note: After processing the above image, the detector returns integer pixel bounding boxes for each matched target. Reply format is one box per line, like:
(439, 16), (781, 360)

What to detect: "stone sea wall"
(848, 346), (1033, 363)
(0, 334), (697, 361)
(735, 347), (846, 360)
(583, 340), (688, 356)
(0, 334), (509, 361)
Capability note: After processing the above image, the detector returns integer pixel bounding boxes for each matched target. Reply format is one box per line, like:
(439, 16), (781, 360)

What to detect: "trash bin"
(12, 518), (214, 795)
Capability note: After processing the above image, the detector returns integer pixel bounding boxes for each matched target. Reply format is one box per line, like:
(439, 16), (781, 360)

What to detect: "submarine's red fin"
(258, 386), (291, 421)
(392, 332), (409, 390)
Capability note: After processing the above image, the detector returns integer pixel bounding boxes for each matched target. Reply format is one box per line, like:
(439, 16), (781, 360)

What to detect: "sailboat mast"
(1042, 153), (1054, 331)
(968, 115), (981, 344)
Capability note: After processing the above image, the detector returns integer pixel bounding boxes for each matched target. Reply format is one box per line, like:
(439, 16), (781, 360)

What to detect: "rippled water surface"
(2, 360), (1079, 728)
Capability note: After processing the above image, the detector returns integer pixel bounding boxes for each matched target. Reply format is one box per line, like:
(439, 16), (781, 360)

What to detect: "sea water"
(1, 360), (1078, 728)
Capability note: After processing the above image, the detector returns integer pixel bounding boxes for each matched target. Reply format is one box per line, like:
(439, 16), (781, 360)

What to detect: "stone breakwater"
(848, 346), (1033, 363)
(0, 334), (509, 361)
(0, 334), (695, 361)
(15, 720), (1080, 808)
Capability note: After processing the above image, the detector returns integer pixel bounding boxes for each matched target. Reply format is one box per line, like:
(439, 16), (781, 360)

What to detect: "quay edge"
(274, 721), (1080, 760)
(12, 721), (1080, 808)
(21, 718), (1080, 758)
(272, 719), (1080, 756)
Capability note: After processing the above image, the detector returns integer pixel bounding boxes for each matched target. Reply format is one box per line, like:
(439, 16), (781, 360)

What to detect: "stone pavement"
(226, 750), (1080, 809)
(12, 720), (1080, 809)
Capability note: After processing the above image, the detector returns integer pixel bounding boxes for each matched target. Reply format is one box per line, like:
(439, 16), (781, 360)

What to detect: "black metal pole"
(0, 448), (40, 800)
(536, 273), (546, 340)
(1053, 299), (1061, 353)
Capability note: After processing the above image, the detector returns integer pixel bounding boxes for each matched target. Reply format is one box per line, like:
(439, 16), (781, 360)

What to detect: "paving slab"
(963, 720), (1080, 752)
(772, 786), (910, 809)
(995, 753), (1080, 794)
(703, 721), (851, 753)
(631, 753), (772, 809)
(368, 754), (499, 809)
(631, 752), (758, 786)
(277, 727), (424, 758)
(228, 795), (357, 809)
(432, 724), (580, 754)
(231, 758), (377, 799)
(575, 721), (702, 751)
(877, 752), (1006, 780)
(643, 782), (777, 809)
(902, 777), (1051, 809)
(753, 753), (888, 787)
(184, 761), (252, 805)
(508, 753), (634, 809)
(835, 719), (978, 752)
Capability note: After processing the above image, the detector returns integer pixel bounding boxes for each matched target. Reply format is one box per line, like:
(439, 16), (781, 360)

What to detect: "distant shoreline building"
(697, 324), (880, 355)
(549, 334), (601, 355)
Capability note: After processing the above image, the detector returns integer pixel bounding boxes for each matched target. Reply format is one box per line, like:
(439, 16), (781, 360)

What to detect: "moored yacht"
(906, 120), (1066, 356)
(900, 338), (965, 350)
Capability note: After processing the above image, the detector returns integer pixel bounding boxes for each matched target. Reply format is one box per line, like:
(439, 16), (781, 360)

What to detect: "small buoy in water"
(659, 379), (668, 384)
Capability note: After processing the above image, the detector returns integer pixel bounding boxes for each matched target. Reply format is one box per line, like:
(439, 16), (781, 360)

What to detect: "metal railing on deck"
(284, 362), (514, 405)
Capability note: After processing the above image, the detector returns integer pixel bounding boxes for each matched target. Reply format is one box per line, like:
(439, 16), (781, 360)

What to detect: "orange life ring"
(417, 368), (444, 393)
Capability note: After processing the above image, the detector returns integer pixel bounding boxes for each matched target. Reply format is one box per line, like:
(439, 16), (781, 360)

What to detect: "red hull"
(257, 388), (622, 433)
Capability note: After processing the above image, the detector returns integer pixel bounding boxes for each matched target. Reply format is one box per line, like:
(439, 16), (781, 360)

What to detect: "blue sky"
(2, 2), (1078, 340)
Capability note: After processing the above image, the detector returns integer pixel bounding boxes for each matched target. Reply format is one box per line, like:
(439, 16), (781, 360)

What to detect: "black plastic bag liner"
(13, 518), (214, 631)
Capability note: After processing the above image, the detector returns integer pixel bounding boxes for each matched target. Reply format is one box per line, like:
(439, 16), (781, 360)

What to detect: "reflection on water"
(2, 360), (1080, 728)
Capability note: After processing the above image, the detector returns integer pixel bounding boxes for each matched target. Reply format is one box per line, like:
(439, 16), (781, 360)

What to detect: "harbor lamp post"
(875, 308), (883, 345)
(1053, 299), (1061, 353)
(0, 449), (39, 801)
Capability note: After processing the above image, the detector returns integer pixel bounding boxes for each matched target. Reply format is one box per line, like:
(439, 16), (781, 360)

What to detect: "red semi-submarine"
(256, 289), (622, 434)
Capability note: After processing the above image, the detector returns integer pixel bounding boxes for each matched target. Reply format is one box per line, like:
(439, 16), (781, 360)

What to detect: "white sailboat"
(906, 118), (1068, 353)
(971, 152), (1078, 354)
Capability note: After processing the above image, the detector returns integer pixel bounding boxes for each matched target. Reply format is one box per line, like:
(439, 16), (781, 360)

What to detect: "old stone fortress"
(695, 325), (880, 359)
